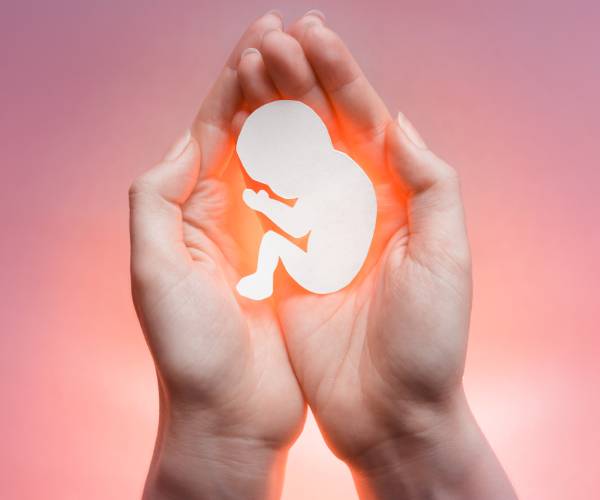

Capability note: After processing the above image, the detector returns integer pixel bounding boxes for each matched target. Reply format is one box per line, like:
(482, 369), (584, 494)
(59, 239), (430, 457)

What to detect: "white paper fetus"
(235, 100), (377, 301)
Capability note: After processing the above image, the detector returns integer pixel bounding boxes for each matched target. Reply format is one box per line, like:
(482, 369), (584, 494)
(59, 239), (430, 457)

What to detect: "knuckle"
(429, 156), (460, 190)
(128, 172), (157, 205)
(439, 161), (459, 182)
(128, 175), (147, 197)
(128, 181), (140, 200)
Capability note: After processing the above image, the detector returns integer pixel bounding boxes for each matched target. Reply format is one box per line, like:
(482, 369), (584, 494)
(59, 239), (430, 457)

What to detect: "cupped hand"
(129, 12), (305, 500)
(235, 12), (515, 499)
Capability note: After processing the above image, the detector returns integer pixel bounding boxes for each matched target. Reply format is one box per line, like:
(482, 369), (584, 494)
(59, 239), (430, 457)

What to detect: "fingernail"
(262, 27), (282, 42)
(304, 9), (325, 22)
(164, 129), (192, 161)
(241, 47), (260, 59)
(266, 9), (283, 20)
(397, 112), (427, 149)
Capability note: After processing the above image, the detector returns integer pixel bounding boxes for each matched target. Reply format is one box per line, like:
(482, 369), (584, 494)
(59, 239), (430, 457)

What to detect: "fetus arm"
(244, 189), (311, 238)
(257, 198), (311, 238)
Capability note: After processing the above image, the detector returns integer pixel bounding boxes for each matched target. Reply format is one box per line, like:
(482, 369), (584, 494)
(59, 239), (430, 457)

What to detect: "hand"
(235, 12), (515, 499)
(243, 188), (270, 211)
(129, 12), (305, 500)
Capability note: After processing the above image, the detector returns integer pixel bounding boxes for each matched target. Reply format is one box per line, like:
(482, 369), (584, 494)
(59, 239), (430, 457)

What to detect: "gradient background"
(1, 1), (599, 498)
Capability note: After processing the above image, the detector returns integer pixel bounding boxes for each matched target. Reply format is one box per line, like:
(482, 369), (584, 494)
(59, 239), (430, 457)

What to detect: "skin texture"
(130, 10), (517, 500)
(236, 13), (517, 500)
(129, 12), (305, 500)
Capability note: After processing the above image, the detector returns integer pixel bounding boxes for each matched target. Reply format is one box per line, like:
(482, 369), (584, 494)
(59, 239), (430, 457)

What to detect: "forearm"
(350, 389), (517, 500)
(144, 391), (288, 500)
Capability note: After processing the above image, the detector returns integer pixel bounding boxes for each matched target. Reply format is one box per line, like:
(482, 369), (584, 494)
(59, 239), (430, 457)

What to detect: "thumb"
(129, 130), (201, 283)
(386, 114), (470, 270)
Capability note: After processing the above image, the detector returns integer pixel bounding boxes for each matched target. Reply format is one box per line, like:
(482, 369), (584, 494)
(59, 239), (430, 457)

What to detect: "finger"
(192, 11), (283, 178)
(238, 48), (279, 110)
(386, 118), (470, 267)
(286, 9), (326, 40)
(295, 23), (391, 145)
(259, 28), (337, 133)
(396, 111), (427, 149)
(387, 114), (447, 193)
(129, 131), (200, 280)
(231, 109), (249, 138)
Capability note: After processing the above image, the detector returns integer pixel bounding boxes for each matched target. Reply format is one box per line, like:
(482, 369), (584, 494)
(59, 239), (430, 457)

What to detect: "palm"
(130, 12), (305, 451)
(233, 17), (472, 460)
(149, 178), (303, 444)
(280, 212), (469, 458)
(275, 134), (406, 459)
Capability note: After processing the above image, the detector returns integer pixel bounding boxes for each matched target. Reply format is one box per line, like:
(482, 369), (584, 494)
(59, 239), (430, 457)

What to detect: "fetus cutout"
(235, 100), (377, 301)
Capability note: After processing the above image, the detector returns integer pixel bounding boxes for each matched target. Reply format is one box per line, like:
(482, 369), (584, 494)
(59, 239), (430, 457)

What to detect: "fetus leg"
(236, 231), (307, 300)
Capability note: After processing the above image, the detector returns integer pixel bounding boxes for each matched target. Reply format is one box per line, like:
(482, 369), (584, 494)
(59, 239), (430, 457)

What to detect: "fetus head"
(236, 100), (332, 199)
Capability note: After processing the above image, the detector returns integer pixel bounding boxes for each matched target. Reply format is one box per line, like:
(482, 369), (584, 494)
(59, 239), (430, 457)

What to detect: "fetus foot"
(236, 272), (274, 301)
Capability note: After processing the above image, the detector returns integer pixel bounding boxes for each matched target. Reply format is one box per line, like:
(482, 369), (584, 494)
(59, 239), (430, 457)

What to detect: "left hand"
(130, 12), (305, 500)
(235, 11), (515, 500)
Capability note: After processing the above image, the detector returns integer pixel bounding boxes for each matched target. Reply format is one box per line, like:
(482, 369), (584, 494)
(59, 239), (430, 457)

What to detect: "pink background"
(1, 1), (599, 498)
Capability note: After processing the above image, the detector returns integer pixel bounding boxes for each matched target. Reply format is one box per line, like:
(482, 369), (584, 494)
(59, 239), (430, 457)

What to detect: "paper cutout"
(235, 100), (377, 300)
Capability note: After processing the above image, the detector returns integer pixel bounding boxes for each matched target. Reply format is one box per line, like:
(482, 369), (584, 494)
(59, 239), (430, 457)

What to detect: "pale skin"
(129, 12), (305, 500)
(129, 9), (517, 500)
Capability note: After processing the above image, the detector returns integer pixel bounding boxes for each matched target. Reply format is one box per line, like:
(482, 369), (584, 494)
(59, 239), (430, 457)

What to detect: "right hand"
(129, 12), (305, 500)
(235, 11), (516, 499)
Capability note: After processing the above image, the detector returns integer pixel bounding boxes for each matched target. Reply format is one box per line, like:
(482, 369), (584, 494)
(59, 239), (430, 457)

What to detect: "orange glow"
(2, 1), (598, 499)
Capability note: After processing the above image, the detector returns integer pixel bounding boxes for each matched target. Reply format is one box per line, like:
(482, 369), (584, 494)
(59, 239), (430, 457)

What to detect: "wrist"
(349, 387), (516, 500)
(144, 393), (288, 500)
